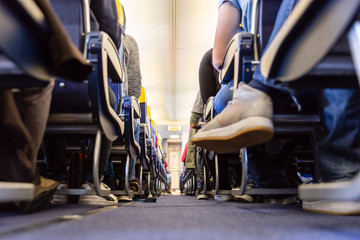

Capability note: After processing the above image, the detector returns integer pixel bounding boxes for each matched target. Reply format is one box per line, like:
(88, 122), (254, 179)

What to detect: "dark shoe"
(16, 177), (59, 214)
(130, 179), (140, 192)
(263, 196), (298, 205)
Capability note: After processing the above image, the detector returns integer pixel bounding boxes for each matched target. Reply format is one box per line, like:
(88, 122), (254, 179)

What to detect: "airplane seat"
(45, 0), (125, 198)
(256, 0), (360, 202)
(0, 0), (92, 202)
(138, 87), (150, 168)
(197, 0), (329, 198)
(258, 0), (282, 54)
(122, 96), (141, 160)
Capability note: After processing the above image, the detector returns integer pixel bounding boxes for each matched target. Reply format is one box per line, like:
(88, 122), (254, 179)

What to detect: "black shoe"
(16, 177), (59, 214)
(130, 179), (140, 192)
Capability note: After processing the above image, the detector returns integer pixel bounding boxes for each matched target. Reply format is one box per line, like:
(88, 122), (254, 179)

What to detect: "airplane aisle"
(1, 195), (360, 240)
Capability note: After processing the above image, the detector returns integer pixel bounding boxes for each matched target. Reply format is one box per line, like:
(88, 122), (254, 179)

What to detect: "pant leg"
(214, 79), (234, 114)
(317, 89), (360, 182)
(128, 119), (140, 181)
(98, 86), (117, 173)
(198, 49), (220, 103)
(0, 82), (54, 184)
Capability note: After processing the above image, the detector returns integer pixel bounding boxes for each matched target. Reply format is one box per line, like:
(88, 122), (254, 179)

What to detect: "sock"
(247, 79), (283, 101)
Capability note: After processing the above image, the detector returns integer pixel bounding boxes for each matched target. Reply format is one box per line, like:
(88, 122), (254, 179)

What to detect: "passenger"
(165, 160), (172, 195)
(118, 33), (143, 193)
(197, 48), (255, 202)
(193, 0), (302, 203)
(193, 0), (360, 214)
(179, 142), (188, 193)
(185, 91), (203, 171)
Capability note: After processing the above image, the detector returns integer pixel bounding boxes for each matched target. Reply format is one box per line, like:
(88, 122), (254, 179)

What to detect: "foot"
(232, 194), (254, 203)
(16, 177), (59, 214)
(263, 196), (298, 205)
(79, 182), (118, 206)
(196, 194), (209, 200)
(214, 194), (233, 202)
(192, 83), (274, 153)
(302, 200), (360, 215)
(130, 179), (140, 192)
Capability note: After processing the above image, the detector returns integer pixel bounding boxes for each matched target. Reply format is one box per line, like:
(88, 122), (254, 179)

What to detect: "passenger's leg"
(129, 120), (140, 192)
(0, 82), (59, 213)
(303, 89), (360, 215)
(198, 48), (220, 103)
(185, 128), (197, 169)
(98, 87), (118, 175)
(317, 89), (360, 182)
(213, 79), (235, 115)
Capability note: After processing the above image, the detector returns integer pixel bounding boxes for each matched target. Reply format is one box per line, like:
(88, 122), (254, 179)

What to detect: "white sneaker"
(196, 194), (209, 200)
(79, 182), (118, 206)
(51, 183), (67, 204)
(302, 200), (360, 215)
(214, 194), (233, 202)
(232, 194), (254, 203)
(192, 83), (273, 153)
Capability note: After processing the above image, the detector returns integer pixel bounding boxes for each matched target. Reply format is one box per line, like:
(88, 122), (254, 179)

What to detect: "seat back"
(258, 0), (282, 54)
(260, 0), (360, 85)
(0, 1), (53, 87)
(50, 0), (90, 114)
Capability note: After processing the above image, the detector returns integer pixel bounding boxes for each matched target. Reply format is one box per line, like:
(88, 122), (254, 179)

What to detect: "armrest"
(123, 96), (141, 160)
(139, 124), (150, 168)
(0, 182), (35, 202)
(87, 31), (124, 141)
(203, 96), (215, 122)
(220, 32), (254, 85)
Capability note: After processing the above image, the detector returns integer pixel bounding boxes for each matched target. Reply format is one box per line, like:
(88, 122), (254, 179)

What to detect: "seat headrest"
(116, 0), (126, 31)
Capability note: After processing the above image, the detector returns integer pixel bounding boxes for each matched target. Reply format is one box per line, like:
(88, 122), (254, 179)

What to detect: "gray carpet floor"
(1, 195), (360, 240)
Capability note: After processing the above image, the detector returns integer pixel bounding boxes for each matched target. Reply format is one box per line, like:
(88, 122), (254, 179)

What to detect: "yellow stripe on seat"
(115, 0), (125, 26)
(147, 106), (152, 119)
(139, 86), (146, 103)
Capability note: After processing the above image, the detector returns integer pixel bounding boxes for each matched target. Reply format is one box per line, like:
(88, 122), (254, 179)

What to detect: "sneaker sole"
(196, 194), (209, 200)
(192, 117), (273, 153)
(16, 180), (59, 213)
(303, 201), (360, 215)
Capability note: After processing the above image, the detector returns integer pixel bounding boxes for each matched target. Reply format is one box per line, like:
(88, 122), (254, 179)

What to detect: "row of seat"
(0, 0), (167, 204)
(183, 0), (360, 202)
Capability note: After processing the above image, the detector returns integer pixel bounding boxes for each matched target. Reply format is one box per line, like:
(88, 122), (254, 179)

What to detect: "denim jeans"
(128, 119), (140, 181)
(317, 89), (360, 182)
(214, 79), (234, 115)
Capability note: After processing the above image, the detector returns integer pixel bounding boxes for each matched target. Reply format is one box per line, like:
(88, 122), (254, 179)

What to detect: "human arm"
(213, 2), (241, 71)
(125, 35), (142, 98)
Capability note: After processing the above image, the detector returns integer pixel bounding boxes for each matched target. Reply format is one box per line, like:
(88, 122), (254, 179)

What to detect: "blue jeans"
(214, 79), (234, 114)
(166, 173), (172, 191)
(128, 119), (140, 181)
(317, 89), (360, 182)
